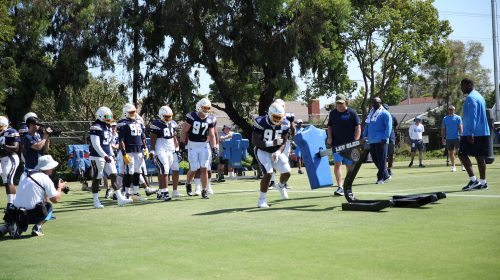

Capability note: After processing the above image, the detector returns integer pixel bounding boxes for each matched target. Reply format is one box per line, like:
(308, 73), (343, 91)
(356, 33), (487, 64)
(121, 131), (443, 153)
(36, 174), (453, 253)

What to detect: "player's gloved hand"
(104, 155), (112, 163)
(123, 153), (132, 165)
(149, 150), (156, 159)
(273, 138), (284, 146)
(144, 148), (150, 160)
(212, 147), (219, 158)
(272, 150), (281, 163)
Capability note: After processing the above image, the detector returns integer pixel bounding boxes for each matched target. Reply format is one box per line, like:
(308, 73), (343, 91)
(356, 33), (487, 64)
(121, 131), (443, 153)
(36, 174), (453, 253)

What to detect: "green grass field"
(1, 159), (500, 280)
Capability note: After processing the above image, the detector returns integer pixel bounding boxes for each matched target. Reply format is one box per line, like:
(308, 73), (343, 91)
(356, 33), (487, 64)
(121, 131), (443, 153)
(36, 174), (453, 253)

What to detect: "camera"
(53, 178), (70, 194)
(61, 186), (70, 194)
(37, 126), (62, 137)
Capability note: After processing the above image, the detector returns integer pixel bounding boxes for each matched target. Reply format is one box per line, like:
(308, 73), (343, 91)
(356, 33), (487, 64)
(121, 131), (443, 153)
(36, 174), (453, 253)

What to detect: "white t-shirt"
(14, 172), (58, 210)
(409, 123), (424, 140)
(218, 131), (234, 150)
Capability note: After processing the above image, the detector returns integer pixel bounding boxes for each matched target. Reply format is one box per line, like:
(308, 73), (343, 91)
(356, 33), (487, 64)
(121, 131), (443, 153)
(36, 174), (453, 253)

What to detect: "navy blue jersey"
(22, 132), (43, 169)
(18, 123), (29, 136)
(117, 118), (145, 153)
(0, 128), (20, 157)
(150, 119), (178, 139)
(253, 116), (290, 153)
(185, 112), (216, 142)
(89, 121), (113, 157)
(327, 107), (361, 147)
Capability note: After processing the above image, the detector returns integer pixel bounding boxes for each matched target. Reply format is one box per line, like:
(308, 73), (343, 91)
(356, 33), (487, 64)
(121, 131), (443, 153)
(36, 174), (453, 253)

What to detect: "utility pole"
(492, 0), (500, 120)
(132, 0), (140, 107)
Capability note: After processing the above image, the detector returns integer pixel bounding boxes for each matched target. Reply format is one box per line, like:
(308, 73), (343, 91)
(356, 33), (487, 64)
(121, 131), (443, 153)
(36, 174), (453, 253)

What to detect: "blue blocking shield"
(293, 125), (334, 189)
(221, 133), (249, 168)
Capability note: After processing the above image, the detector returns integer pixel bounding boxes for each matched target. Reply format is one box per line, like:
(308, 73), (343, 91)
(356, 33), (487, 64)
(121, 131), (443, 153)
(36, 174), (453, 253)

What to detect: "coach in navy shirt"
(327, 94), (361, 196)
(22, 117), (50, 171)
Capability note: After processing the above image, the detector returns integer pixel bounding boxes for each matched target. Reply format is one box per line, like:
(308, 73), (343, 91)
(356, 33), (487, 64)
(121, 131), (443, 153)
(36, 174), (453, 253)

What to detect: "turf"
(1, 159), (499, 280)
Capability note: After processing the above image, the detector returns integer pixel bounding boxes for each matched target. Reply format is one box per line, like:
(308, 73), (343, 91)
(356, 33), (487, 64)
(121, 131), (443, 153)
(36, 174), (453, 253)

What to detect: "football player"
(180, 97), (217, 199)
(89, 107), (133, 208)
(117, 103), (155, 201)
(252, 102), (291, 208)
(150, 105), (180, 201)
(0, 116), (20, 208)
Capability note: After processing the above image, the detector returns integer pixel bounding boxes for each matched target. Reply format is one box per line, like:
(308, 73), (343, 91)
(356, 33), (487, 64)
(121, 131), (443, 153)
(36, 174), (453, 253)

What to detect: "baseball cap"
(448, 105), (455, 110)
(335, 94), (347, 103)
(372, 97), (382, 103)
(415, 117), (421, 121)
(296, 119), (303, 124)
(223, 124), (231, 130)
(26, 116), (43, 126)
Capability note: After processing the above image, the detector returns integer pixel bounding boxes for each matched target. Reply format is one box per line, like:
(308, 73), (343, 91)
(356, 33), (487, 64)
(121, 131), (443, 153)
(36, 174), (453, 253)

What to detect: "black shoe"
(217, 175), (226, 182)
(481, 183), (489, 190)
(201, 189), (209, 199)
(462, 180), (481, 191)
(156, 192), (163, 200)
(388, 169), (393, 176)
(145, 188), (158, 196)
(408, 161), (413, 168)
(6, 202), (14, 210)
(31, 224), (44, 236)
(298, 169), (304, 174)
(419, 164), (425, 168)
(186, 183), (193, 196)
(104, 189), (111, 199)
(112, 193), (118, 200)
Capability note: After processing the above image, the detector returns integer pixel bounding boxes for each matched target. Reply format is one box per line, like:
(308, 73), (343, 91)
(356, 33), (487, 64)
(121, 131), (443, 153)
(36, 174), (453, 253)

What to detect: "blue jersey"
(253, 116), (290, 153)
(462, 90), (490, 137)
(442, 114), (462, 140)
(22, 132), (43, 169)
(18, 123), (29, 136)
(150, 119), (178, 139)
(327, 107), (361, 146)
(0, 128), (20, 157)
(117, 118), (145, 153)
(89, 121), (113, 157)
(185, 112), (216, 142)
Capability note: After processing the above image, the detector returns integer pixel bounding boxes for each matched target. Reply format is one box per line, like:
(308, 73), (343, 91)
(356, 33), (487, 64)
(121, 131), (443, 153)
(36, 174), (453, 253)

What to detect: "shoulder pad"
(253, 116), (265, 130)
(186, 112), (195, 121)
(90, 125), (103, 131)
(150, 123), (160, 130)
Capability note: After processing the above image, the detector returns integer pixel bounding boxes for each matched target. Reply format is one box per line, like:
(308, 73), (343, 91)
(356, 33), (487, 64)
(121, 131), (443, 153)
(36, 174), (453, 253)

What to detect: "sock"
(133, 186), (139, 194)
(470, 176), (477, 182)
(162, 188), (168, 193)
(7, 194), (15, 204)
(271, 172), (276, 182)
(259, 192), (266, 199)
(93, 193), (100, 203)
(194, 178), (201, 187)
(479, 179), (487, 185)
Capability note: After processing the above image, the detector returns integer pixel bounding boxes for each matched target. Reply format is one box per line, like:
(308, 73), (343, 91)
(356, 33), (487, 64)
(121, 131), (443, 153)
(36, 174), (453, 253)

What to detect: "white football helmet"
(95, 106), (113, 124)
(122, 103), (137, 119)
(0, 116), (9, 132)
(268, 102), (285, 125)
(274, 98), (285, 109)
(23, 112), (37, 123)
(196, 98), (211, 118)
(159, 105), (173, 121)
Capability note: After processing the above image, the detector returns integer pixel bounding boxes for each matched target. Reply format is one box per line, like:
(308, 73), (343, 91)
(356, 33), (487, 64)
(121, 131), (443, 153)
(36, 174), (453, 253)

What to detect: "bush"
(179, 160), (190, 171)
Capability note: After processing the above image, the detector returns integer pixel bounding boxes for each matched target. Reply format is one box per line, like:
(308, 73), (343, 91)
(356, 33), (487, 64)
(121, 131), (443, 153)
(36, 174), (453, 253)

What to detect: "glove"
(123, 154), (132, 165)
(272, 150), (281, 163)
(149, 150), (156, 159)
(175, 151), (183, 162)
(212, 147), (219, 158)
(104, 155), (112, 163)
(273, 138), (284, 146)
(144, 148), (150, 160)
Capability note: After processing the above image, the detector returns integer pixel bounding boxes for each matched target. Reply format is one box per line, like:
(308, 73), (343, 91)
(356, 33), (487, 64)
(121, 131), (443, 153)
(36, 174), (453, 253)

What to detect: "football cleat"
(258, 198), (270, 208)
(277, 183), (289, 199)
(145, 188), (158, 196)
(117, 197), (133, 206)
(462, 180), (481, 191)
(162, 192), (172, 201)
(94, 203), (104, 209)
(172, 190), (182, 198)
(31, 225), (44, 237)
(186, 183), (193, 196)
(201, 189), (209, 199)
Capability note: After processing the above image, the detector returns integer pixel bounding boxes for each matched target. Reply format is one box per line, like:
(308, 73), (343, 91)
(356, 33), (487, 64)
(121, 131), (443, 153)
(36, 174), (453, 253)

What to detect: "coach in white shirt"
(408, 117), (425, 168)
(13, 155), (66, 236)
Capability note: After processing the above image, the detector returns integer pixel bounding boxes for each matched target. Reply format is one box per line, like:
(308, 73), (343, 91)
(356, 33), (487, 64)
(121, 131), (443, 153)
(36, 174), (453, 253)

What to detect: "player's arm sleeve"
(90, 134), (108, 158)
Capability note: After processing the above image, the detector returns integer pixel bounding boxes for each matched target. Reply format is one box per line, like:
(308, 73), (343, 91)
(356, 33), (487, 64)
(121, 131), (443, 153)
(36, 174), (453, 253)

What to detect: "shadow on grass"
(193, 204), (337, 216)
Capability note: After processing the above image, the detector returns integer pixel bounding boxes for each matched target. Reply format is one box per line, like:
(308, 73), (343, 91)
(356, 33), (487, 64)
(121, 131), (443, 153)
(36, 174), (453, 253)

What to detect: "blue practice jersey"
(89, 120), (113, 157)
(117, 118), (145, 153)
(185, 112), (216, 142)
(253, 116), (290, 153)
(150, 119), (178, 139)
(462, 90), (490, 137)
(22, 132), (43, 169)
(0, 128), (20, 157)
(327, 107), (361, 146)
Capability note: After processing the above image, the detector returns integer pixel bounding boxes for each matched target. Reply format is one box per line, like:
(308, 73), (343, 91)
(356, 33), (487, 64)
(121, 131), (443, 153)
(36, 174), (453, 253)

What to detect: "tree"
(345, 0), (451, 120)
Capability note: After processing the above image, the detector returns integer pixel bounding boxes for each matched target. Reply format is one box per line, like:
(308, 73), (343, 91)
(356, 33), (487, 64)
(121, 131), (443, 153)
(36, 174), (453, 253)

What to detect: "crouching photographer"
(0, 155), (68, 238)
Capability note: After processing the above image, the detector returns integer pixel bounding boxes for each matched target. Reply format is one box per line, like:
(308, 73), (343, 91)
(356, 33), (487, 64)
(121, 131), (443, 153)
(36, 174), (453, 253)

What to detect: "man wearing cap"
(327, 94), (361, 195)
(408, 117), (425, 168)
(441, 105), (463, 172)
(217, 125), (234, 181)
(22, 116), (50, 174)
(363, 97), (392, 184)
(10, 155), (66, 237)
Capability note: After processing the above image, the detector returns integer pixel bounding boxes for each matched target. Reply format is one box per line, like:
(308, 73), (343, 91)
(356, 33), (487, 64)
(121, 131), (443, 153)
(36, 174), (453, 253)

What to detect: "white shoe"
(172, 190), (182, 198)
(117, 198), (133, 206)
(258, 198), (269, 208)
(451, 166), (456, 172)
(132, 194), (147, 201)
(194, 186), (202, 196)
(94, 203), (104, 209)
(277, 183), (289, 199)
(207, 186), (213, 194)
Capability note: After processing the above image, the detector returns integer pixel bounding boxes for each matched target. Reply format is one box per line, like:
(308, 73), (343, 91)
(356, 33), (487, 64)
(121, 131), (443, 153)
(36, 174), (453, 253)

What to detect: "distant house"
(388, 97), (441, 126)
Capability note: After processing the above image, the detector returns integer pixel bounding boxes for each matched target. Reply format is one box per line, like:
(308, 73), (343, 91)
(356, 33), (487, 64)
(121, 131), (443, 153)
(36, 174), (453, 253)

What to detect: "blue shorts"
(333, 152), (353, 165)
(295, 147), (302, 158)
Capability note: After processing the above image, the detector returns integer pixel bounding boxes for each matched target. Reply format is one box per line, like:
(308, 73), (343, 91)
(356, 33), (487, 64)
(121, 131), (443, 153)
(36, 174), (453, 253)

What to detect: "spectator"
(363, 97), (392, 184)
(294, 119), (305, 174)
(327, 94), (361, 195)
(6, 155), (66, 237)
(383, 104), (398, 177)
(458, 78), (490, 191)
(217, 125), (234, 181)
(441, 105), (463, 172)
(408, 117), (425, 168)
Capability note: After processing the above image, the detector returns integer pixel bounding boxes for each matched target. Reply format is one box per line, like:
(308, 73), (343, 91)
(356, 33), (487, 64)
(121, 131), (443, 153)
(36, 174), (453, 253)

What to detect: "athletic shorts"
(90, 156), (117, 180)
(123, 152), (143, 174)
(446, 139), (460, 150)
(153, 150), (175, 175)
(255, 148), (291, 174)
(1, 154), (20, 185)
(333, 152), (352, 166)
(387, 142), (395, 156)
(410, 140), (424, 152)
(459, 136), (490, 157)
(187, 141), (212, 171)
